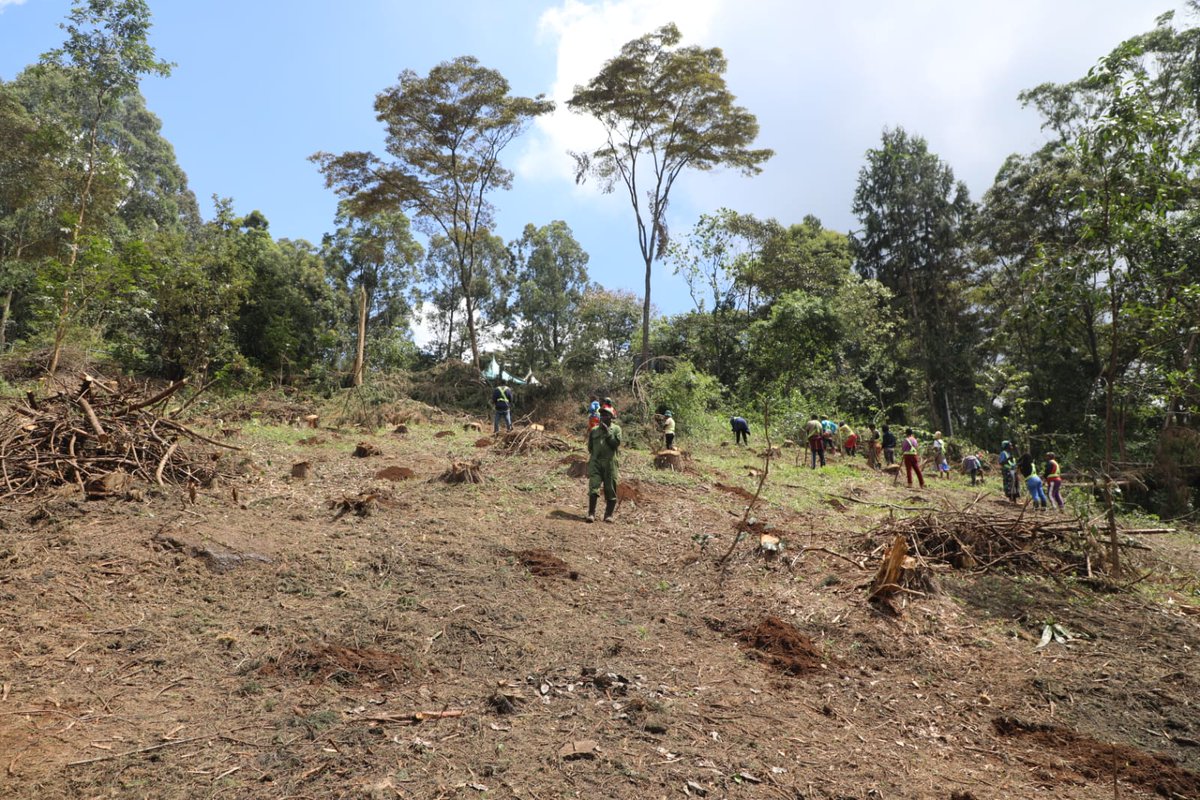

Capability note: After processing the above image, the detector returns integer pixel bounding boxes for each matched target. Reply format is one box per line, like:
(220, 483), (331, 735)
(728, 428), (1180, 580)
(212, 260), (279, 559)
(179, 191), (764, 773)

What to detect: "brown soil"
(516, 549), (580, 580)
(374, 466), (414, 481)
(714, 481), (756, 501)
(735, 616), (824, 675)
(475, 437), (493, 447)
(263, 643), (409, 686)
(993, 716), (1200, 798)
(1, 406), (1198, 800)
(616, 478), (644, 503)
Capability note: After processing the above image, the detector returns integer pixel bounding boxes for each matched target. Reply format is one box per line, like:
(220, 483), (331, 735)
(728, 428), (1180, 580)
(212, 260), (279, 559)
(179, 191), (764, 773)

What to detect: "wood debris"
(1, 376), (226, 500)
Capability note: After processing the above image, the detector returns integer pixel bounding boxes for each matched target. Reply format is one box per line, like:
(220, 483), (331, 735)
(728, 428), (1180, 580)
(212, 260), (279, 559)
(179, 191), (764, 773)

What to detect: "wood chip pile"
(0, 376), (226, 500)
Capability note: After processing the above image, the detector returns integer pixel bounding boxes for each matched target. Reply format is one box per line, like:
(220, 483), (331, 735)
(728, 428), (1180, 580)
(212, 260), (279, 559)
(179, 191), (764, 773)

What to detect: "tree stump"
(291, 461), (312, 480)
(438, 460), (484, 484)
(654, 449), (683, 471)
(353, 443), (382, 457)
(463, 421), (483, 432)
(303, 414), (320, 429)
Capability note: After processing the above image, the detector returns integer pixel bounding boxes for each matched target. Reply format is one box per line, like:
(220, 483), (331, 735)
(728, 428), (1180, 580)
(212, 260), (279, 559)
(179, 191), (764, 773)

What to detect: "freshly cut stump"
(290, 461), (312, 480)
(353, 442), (382, 458)
(736, 616), (823, 675)
(438, 460), (484, 484)
(654, 449), (683, 471)
(517, 548), (579, 580)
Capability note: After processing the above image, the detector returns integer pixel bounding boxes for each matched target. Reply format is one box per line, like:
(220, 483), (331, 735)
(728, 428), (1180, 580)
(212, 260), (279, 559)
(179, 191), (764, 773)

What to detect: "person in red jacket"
(900, 428), (925, 488)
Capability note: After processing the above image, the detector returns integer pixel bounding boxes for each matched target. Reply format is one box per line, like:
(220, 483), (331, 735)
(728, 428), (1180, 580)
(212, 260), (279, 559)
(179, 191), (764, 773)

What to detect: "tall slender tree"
(568, 23), (773, 372)
(39, 0), (172, 373)
(312, 56), (552, 368)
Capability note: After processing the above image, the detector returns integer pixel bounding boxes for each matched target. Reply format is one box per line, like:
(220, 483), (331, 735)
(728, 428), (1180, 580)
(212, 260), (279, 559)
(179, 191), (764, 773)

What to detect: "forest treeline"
(1, 2), (1197, 512)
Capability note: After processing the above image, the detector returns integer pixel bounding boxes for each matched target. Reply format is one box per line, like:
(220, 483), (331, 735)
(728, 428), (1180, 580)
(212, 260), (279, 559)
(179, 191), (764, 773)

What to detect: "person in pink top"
(901, 428), (925, 488)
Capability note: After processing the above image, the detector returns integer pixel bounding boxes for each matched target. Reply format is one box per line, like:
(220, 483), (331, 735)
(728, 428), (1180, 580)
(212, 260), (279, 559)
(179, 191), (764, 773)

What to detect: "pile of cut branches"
(494, 427), (573, 455)
(868, 508), (1084, 574)
(0, 376), (233, 500)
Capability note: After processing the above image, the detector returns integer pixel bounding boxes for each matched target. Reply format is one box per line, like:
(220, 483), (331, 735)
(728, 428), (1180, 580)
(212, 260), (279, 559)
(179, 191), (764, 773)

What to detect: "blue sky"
(0, 0), (1187, 332)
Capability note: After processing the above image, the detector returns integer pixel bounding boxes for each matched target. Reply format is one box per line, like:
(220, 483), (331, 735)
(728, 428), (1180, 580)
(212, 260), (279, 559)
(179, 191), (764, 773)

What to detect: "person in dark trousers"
(730, 416), (750, 445)
(864, 424), (883, 470)
(492, 383), (514, 434)
(661, 410), (675, 449)
(587, 405), (622, 523)
(881, 425), (897, 466)
(962, 452), (983, 486)
(999, 441), (1020, 502)
(1044, 452), (1065, 510)
(805, 414), (825, 468)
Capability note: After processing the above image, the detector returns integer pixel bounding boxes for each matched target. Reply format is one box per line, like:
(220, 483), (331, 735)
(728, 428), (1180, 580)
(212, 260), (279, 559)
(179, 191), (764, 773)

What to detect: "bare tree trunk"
(464, 296), (481, 370)
(49, 102), (106, 375)
(352, 284), (367, 387)
(0, 289), (11, 352)
(640, 255), (652, 375)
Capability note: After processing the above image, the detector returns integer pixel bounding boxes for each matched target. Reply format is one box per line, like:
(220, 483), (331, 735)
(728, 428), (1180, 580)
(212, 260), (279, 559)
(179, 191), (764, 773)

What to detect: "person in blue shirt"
(881, 425), (897, 466)
(730, 416), (750, 445)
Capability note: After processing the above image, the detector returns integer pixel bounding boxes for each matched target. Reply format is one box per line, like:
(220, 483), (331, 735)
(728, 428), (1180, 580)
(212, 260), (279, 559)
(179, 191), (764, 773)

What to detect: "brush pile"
(0, 376), (228, 500)
(494, 427), (573, 455)
(869, 508), (1083, 573)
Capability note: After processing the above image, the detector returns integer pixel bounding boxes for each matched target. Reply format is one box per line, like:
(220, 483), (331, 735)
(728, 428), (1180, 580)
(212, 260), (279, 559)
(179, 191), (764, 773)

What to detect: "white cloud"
(0, 0), (28, 11)
(516, 0), (723, 189)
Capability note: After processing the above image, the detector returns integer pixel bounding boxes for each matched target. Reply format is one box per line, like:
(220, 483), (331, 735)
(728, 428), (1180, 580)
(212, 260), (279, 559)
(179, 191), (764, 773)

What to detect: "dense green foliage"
(1, 5), (1197, 511)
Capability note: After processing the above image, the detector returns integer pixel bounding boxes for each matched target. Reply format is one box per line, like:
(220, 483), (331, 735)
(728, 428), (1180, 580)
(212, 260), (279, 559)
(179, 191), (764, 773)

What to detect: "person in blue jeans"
(492, 383), (514, 434)
(1018, 453), (1047, 509)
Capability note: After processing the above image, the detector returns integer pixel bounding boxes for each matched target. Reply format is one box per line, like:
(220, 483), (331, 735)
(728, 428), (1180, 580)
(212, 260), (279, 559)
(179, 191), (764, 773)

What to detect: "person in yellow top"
(660, 410), (676, 449)
(1043, 452), (1065, 510)
(839, 423), (857, 457)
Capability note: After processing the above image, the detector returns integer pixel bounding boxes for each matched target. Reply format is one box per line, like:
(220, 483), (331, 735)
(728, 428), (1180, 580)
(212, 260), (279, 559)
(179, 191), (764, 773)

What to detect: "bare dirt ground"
(1, 411), (1199, 799)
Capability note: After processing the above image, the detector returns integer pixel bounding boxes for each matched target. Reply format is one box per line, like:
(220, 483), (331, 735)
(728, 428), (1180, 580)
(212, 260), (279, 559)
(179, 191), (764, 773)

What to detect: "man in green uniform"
(586, 404), (621, 523)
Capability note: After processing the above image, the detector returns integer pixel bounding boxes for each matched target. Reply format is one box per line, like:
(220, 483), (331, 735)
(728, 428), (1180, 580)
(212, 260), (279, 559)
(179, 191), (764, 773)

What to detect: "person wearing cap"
(999, 441), (1020, 502)
(660, 410), (676, 450)
(586, 404), (622, 523)
(492, 383), (514, 434)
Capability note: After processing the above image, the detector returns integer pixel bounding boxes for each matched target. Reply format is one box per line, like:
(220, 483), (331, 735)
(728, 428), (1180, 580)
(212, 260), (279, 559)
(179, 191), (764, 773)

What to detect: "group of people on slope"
(492, 385), (1069, 524)
(999, 441), (1065, 510)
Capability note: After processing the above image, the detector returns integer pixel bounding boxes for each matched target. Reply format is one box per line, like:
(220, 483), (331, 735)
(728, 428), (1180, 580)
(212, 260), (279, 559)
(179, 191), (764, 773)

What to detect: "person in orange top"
(1043, 452), (1065, 510)
(900, 428), (925, 488)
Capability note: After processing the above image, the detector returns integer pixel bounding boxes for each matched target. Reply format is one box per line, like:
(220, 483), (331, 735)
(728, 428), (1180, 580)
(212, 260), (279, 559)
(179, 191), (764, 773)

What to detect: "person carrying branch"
(586, 404), (622, 523)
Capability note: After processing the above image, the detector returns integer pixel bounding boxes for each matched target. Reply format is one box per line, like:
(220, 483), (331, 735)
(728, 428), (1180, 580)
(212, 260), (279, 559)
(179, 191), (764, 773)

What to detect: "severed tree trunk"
(0, 289), (11, 352)
(352, 284), (367, 387)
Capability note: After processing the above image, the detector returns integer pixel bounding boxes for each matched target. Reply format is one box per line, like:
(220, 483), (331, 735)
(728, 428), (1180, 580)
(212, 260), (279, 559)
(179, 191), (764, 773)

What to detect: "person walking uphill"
(730, 416), (750, 446)
(901, 428), (925, 488)
(492, 383), (514, 434)
(806, 414), (826, 469)
(586, 404), (622, 523)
